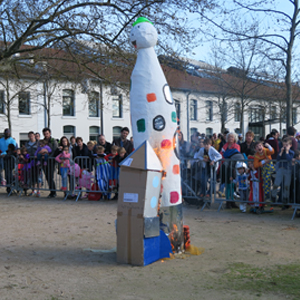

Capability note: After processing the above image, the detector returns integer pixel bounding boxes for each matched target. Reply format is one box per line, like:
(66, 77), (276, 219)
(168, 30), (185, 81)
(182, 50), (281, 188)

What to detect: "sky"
(185, 0), (298, 70)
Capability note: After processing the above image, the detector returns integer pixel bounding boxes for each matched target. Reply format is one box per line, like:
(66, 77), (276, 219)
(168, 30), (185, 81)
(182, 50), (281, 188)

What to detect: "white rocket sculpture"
(130, 17), (183, 251)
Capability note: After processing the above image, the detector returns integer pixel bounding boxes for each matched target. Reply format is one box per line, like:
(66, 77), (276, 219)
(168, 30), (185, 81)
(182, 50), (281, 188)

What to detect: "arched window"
(89, 126), (100, 141)
(113, 126), (122, 139)
(63, 125), (76, 140)
(206, 127), (213, 137)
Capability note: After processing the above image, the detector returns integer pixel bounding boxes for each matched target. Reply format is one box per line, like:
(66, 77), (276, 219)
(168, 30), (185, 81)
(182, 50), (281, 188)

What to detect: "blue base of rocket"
(143, 230), (172, 266)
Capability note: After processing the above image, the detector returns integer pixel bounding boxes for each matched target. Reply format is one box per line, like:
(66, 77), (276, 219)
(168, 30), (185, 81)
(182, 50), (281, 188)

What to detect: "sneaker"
(29, 191), (37, 196)
(36, 161), (41, 166)
(36, 192), (40, 197)
(233, 192), (240, 200)
(43, 161), (47, 166)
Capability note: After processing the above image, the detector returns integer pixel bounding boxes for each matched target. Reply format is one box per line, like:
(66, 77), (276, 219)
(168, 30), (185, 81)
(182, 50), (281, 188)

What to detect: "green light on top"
(132, 17), (153, 27)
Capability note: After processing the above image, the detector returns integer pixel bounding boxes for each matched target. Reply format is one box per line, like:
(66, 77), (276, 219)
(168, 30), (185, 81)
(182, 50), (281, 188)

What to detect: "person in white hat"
(230, 161), (248, 213)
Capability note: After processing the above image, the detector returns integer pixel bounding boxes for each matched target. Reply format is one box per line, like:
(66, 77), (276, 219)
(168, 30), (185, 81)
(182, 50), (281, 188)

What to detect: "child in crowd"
(231, 162), (248, 213)
(95, 145), (111, 199)
(55, 145), (71, 191)
(254, 141), (274, 199)
(18, 146), (31, 188)
(105, 145), (119, 191)
(35, 140), (51, 166)
(271, 137), (294, 203)
(193, 138), (222, 198)
(111, 147), (127, 200)
(248, 155), (264, 210)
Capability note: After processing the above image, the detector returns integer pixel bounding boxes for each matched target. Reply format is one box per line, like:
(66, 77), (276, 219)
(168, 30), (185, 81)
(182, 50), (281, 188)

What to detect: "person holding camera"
(271, 137), (294, 203)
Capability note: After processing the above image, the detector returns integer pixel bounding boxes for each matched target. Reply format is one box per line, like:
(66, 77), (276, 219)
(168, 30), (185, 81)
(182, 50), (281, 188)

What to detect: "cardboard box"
(117, 141), (170, 265)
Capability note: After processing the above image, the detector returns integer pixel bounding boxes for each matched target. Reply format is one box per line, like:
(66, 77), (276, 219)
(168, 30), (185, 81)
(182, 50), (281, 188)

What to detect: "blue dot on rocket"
(151, 196), (157, 208)
(152, 176), (159, 188)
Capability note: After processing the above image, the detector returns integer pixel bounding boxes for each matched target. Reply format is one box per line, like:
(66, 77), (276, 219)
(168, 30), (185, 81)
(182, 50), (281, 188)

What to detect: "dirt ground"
(0, 192), (299, 300)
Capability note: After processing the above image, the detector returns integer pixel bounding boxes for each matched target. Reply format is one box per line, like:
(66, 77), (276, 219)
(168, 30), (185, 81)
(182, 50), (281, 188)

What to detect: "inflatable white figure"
(130, 17), (183, 251)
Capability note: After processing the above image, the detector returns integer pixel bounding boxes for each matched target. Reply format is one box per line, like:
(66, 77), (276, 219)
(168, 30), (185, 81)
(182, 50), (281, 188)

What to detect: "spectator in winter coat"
(240, 131), (256, 157)
(112, 127), (134, 154)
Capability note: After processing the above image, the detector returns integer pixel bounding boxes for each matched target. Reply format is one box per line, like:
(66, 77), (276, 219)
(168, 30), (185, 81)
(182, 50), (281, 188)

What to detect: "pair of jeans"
(60, 167), (68, 188)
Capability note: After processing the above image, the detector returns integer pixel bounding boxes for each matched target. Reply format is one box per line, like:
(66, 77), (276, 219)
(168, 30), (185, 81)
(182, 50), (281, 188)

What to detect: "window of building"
(205, 100), (213, 121)
(112, 95), (122, 118)
(293, 107), (297, 124)
(89, 91), (99, 117)
(248, 126), (263, 142)
(234, 103), (241, 122)
(190, 127), (197, 137)
(19, 91), (30, 115)
(63, 125), (75, 140)
(175, 100), (180, 125)
(63, 89), (75, 116)
(89, 126), (100, 141)
(190, 99), (197, 121)
(19, 133), (28, 147)
(270, 106), (277, 120)
(206, 127), (213, 137)
(113, 126), (122, 139)
(0, 90), (4, 114)
(249, 107), (264, 123)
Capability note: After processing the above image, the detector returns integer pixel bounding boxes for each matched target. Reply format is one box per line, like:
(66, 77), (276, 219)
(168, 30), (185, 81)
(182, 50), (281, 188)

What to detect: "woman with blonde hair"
(220, 132), (243, 208)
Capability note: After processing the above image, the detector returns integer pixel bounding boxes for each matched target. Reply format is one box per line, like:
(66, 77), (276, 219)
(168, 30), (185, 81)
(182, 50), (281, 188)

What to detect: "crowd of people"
(0, 126), (134, 199)
(1, 124), (300, 210)
(179, 126), (300, 213)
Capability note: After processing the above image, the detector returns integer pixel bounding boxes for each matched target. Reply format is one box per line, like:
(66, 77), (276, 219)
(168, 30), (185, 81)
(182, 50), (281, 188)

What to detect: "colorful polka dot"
(171, 111), (177, 122)
(161, 139), (172, 149)
(172, 164), (180, 175)
(147, 93), (157, 102)
(170, 191), (179, 204)
(150, 196), (157, 208)
(152, 176), (159, 188)
(137, 119), (146, 132)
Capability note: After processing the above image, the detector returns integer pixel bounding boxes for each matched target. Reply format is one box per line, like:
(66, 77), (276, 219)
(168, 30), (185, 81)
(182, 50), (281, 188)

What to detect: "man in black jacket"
(94, 134), (112, 154)
(42, 127), (58, 198)
(112, 127), (134, 154)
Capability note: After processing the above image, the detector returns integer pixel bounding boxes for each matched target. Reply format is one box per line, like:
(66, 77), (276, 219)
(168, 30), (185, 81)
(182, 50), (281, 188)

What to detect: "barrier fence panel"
(181, 159), (214, 211)
(0, 155), (18, 196)
(1, 153), (300, 220)
(181, 157), (300, 219)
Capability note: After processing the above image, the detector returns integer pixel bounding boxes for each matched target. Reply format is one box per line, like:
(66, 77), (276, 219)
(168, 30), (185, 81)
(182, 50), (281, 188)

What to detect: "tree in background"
(195, 0), (300, 128)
